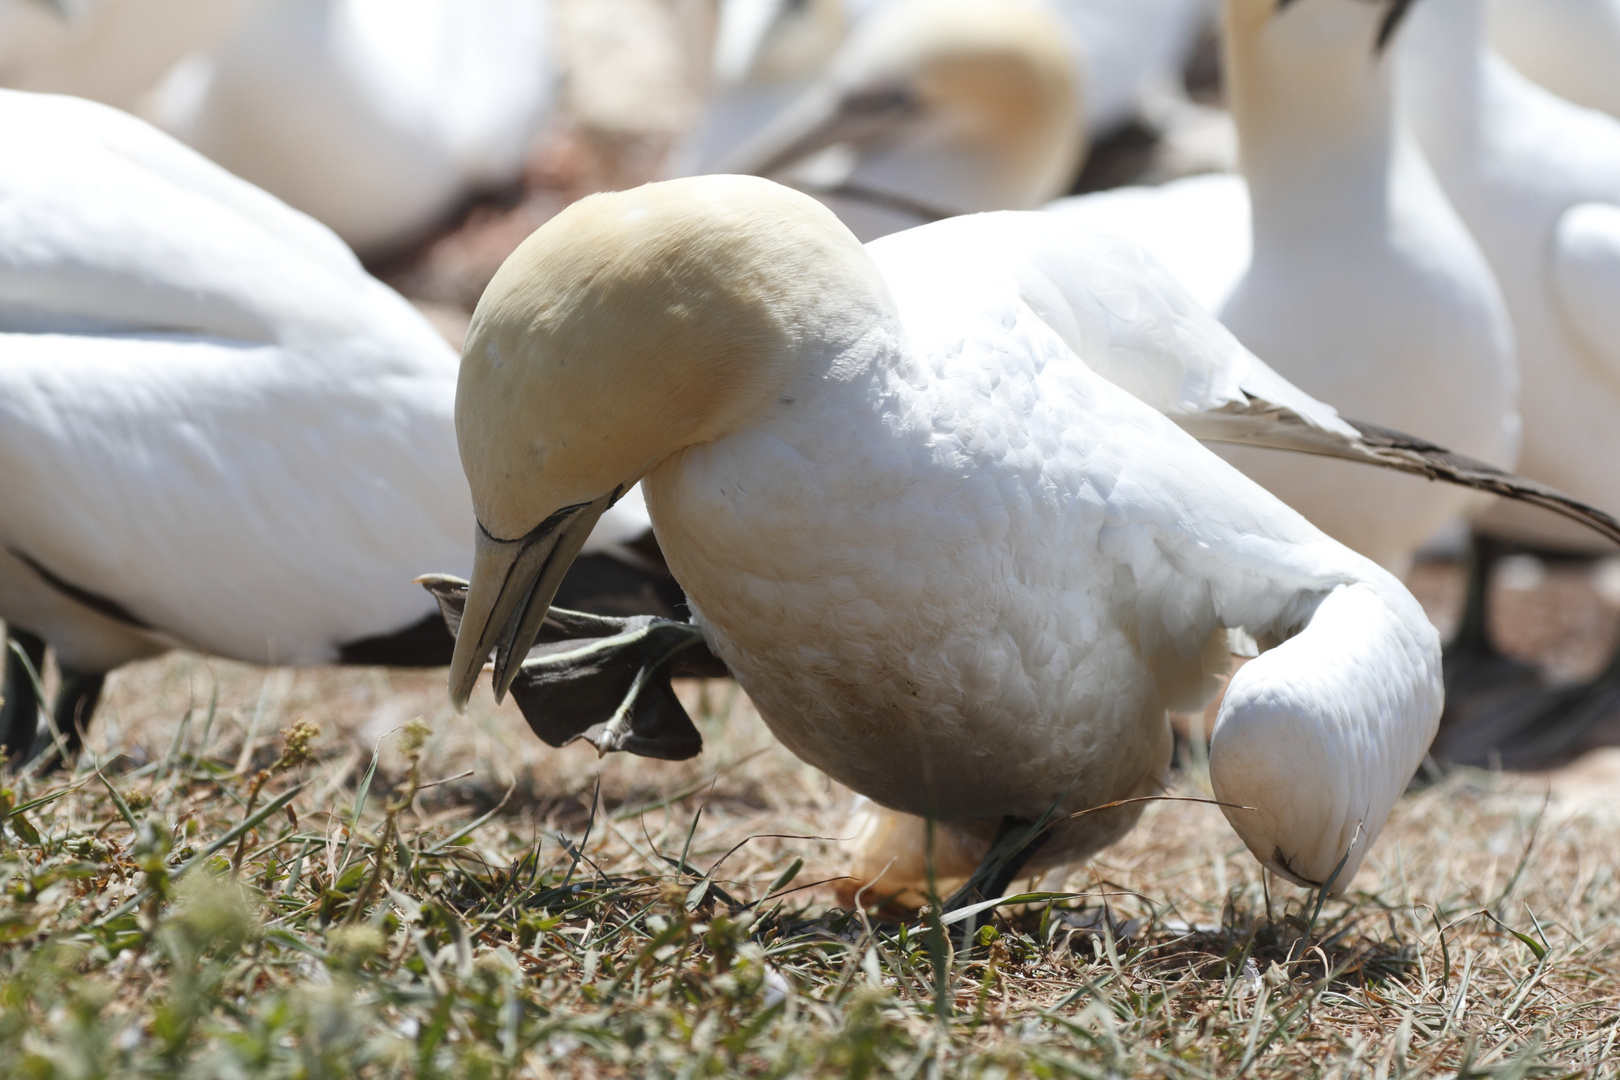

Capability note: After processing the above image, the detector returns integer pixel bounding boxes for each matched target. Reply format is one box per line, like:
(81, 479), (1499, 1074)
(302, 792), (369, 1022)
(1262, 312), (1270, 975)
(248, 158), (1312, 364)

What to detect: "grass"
(0, 652), (1617, 1078)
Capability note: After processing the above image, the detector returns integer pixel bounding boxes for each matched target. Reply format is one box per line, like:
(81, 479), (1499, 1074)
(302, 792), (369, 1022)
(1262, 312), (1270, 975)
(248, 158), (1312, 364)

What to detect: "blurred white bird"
(706, 0), (1087, 240)
(1401, 0), (1620, 764)
(0, 90), (670, 766)
(153, 0), (560, 255)
(1050, 0), (1518, 576)
(1488, 0), (1620, 121)
(0, 0), (246, 109)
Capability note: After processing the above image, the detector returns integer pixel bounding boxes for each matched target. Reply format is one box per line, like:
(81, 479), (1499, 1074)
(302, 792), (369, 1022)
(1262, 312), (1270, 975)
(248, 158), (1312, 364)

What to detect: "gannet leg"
(1442, 536), (1541, 695)
(1431, 535), (1547, 766)
(419, 575), (719, 761)
(941, 816), (1051, 914)
(47, 667), (105, 767)
(1431, 535), (1620, 770)
(1, 630), (46, 765)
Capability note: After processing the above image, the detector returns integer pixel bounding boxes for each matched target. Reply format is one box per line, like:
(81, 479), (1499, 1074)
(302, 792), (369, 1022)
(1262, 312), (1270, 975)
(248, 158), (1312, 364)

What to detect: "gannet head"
(447, 175), (893, 707)
(724, 0), (1084, 214)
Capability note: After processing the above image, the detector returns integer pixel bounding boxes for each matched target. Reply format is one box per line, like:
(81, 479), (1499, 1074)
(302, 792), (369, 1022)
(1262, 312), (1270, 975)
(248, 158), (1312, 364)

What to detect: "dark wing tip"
(1346, 418), (1620, 547)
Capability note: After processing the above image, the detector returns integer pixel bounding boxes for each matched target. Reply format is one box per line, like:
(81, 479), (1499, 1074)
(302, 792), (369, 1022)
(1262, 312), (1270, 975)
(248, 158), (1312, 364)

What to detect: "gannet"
(152, 0), (559, 255)
(1400, 0), (1620, 764)
(0, 90), (672, 766)
(711, 0), (1087, 241)
(442, 175), (1616, 902)
(1049, 0), (1518, 577)
(0, 0), (246, 110)
(1488, 0), (1620, 121)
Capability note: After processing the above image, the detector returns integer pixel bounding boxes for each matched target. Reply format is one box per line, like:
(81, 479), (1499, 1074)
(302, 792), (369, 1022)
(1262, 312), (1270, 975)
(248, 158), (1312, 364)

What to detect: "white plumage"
(670, 0), (848, 177)
(446, 176), (1448, 899)
(154, 0), (559, 254)
(1046, 171), (1250, 313)
(1049, 0), (1518, 574)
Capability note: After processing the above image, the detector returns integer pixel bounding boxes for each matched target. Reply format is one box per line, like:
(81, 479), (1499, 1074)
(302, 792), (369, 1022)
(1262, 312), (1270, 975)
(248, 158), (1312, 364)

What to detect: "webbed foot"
(1439, 651), (1620, 771)
(420, 574), (724, 761)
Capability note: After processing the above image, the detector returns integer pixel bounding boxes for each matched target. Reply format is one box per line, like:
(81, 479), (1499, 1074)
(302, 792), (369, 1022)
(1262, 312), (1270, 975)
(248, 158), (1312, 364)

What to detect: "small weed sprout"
(231, 719), (320, 873)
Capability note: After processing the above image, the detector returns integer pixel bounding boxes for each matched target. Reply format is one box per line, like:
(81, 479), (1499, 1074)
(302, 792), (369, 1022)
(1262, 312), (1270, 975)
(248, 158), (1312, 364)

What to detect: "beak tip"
(490, 654), (519, 705)
(447, 663), (481, 712)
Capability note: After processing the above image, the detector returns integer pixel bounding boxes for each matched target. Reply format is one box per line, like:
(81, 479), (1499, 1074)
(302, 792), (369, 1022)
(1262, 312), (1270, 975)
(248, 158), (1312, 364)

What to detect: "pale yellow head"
(456, 174), (892, 540)
(446, 175), (896, 706)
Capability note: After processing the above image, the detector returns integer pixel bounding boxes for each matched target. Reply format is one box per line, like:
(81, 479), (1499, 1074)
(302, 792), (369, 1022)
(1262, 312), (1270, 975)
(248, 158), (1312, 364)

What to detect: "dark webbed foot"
(420, 574), (724, 761)
(1443, 652), (1620, 771)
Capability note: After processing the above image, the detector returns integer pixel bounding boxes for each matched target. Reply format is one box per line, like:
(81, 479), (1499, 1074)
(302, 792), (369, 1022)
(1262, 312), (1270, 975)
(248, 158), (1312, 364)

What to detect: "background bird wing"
(0, 89), (434, 350)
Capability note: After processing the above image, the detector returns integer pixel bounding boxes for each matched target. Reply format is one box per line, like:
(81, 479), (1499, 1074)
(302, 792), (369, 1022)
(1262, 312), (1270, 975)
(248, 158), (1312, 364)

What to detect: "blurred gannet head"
(720, 0), (1085, 217)
(447, 175), (894, 705)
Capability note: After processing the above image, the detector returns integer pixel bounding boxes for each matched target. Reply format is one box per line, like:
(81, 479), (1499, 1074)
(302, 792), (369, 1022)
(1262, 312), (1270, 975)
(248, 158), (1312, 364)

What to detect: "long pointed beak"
(446, 490), (616, 709)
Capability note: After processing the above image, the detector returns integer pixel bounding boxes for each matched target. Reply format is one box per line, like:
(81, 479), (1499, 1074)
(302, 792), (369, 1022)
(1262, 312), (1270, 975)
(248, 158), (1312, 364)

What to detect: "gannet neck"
(1397, 0), (1490, 153)
(456, 175), (898, 540)
(1224, 0), (1402, 234)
